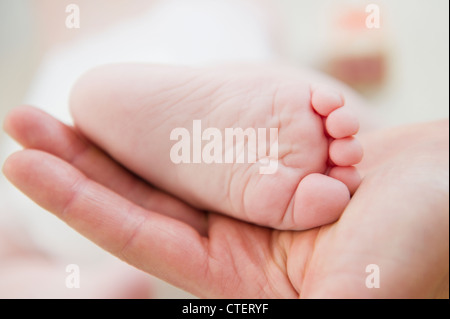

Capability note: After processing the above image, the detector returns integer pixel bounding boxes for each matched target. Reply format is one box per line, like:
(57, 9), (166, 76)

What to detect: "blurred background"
(0, 0), (448, 298)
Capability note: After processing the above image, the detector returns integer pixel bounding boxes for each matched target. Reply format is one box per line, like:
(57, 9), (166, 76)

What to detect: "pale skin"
(2, 68), (449, 298)
(68, 64), (363, 231)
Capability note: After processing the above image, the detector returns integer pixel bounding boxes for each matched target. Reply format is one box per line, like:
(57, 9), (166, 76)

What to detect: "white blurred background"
(0, 0), (448, 298)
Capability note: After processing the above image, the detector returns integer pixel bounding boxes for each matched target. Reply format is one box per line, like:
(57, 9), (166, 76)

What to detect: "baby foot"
(70, 64), (363, 230)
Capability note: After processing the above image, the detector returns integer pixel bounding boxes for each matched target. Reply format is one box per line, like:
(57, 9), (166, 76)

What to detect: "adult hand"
(3, 106), (448, 298)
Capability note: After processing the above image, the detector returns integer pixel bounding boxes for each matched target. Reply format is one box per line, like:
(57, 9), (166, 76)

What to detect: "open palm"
(3, 106), (448, 298)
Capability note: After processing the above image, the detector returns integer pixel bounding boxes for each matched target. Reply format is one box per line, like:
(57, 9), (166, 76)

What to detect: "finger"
(3, 105), (207, 234)
(2, 149), (209, 294)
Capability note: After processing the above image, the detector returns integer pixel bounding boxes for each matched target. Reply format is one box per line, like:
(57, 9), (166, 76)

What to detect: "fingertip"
(2, 152), (14, 178)
(2, 150), (28, 186)
(2, 105), (40, 141)
(2, 106), (19, 136)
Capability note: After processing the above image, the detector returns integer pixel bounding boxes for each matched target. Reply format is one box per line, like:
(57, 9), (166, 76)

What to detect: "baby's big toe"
(286, 173), (350, 230)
